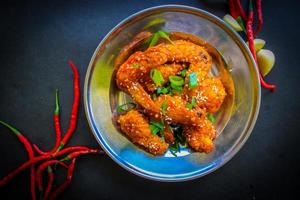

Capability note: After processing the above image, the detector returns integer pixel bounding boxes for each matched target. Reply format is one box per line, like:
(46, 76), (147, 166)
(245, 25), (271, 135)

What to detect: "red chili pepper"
(44, 166), (54, 200)
(255, 0), (263, 36)
(0, 146), (97, 187)
(49, 158), (77, 200)
(30, 166), (36, 200)
(0, 121), (36, 200)
(0, 60), (106, 199)
(228, 0), (247, 21)
(56, 60), (80, 153)
(228, 0), (239, 19)
(61, 149), (103, 162)
(33, 90), (62, 155)
(0, 155), (47, 187)
(55, 146), (90, 157)
(246, 0), (276, 92)
(235, 0), (247, 21)
(36, 160), (68, 192)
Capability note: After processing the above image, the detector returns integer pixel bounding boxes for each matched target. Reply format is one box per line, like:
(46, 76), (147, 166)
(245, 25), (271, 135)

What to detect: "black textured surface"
(0, 0), (299, 199)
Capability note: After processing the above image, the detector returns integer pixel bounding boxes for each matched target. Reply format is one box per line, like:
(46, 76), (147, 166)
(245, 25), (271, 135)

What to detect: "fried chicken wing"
(142, 63), (185, 93)
(116, 40), (212, 118)
(188, 77), (226, 113)
(183, 118), (216, 153)
(154, 95), (202, 126)
(115, 33), (230, 155)
(118, 110), (168, 155)
(164, 125), (175, 144)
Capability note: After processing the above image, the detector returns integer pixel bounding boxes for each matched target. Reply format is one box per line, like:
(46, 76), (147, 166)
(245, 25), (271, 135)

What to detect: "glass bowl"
(84, 5), (261, 181)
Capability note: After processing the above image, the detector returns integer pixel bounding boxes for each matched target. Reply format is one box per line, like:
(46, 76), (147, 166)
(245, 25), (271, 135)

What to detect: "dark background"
(0, 0), (299, 199)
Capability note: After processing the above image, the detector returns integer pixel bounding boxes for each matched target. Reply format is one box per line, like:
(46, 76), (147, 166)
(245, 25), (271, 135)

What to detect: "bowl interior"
(84, 5), (260, 181)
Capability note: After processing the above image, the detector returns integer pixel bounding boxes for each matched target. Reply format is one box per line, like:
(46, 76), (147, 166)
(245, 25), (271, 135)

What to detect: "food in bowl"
(114, 31), (233, 156)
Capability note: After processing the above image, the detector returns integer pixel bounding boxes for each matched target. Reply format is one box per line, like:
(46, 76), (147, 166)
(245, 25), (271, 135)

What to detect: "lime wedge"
(223, 14), (243, 32)
(247, 39), (266, 52)
(257, 49), (275, 76)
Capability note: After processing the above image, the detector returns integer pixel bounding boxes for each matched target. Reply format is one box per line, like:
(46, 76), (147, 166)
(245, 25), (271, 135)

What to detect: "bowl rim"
(84, 4), (261, 182)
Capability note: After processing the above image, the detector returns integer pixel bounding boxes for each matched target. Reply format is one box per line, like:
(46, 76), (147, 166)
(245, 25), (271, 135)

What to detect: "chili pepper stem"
(44, 166), (54, 200)
(0, 147), (95, 186)
(0, 120), (36, 200)
(60, 156), (71, 162)
(0, 120), (21, 136)
(54, 143), (65, 154)
(55, 89), (59, 115)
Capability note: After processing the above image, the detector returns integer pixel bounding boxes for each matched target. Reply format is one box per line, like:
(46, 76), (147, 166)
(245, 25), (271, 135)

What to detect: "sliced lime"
(223, 14), (243, 32)
(247, 39), (266, 52)
(254, 39), (266, 51)
(257, 49), (275, 77)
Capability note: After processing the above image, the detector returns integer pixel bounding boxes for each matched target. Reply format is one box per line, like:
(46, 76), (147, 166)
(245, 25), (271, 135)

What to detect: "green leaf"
(156, 87), (169, 95)
(150, 124), (160, 135)
(160, 129), (165, 141)
(117, 102), (136, 113)
(169, 149), (178, 157)
(161, 100), (168, 114)
(148, 30), (173, 48)
(150, 69), (165, 87)
(150, 120), (164, 130)
(169, 75), (184, 92)
(186, 97), (197, 110)
(149, 33), (160, 47)
(180, 69), (187, 77)
(169, 76), (184, 87)
(150, 120), (165, 140)
(207, 113), (215, 123)
(188, 72), (198, 89)
(157, 31), (173, 44)
(144, 18), (166, 29)
(168, 124), (186, 156)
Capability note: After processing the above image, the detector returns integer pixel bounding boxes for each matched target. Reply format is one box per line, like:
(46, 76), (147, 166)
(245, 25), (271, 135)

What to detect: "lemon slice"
(247, 39), (266, 51)
(257, 49), (275, 76)
(223, 14), (243, 32)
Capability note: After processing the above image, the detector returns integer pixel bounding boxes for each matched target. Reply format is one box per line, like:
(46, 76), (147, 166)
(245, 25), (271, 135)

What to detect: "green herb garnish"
(169, 144), (179, 157)
(207, 113), (215, 123)
(143, 18), (166, 29)
(156, 87), (169, 95)
(169, 75), (184, 87)
(148, 30), (173, 47)
(168, 124), (186, 156)
(188, 72), (198, 89)
(150, 120), (164, 130)
(157, 31), (173, 44)
(161, 100), (168, 114)
(169, 75), (184, 93)
(150, 69), (164, 87)
(186, 97), (196, 110)
(149, 124), (160, 136)
(180, 69), (187, 77)
(117, 102), (136, 113)
(149, 33), (160, 47)
(149, 120), (165, 141)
